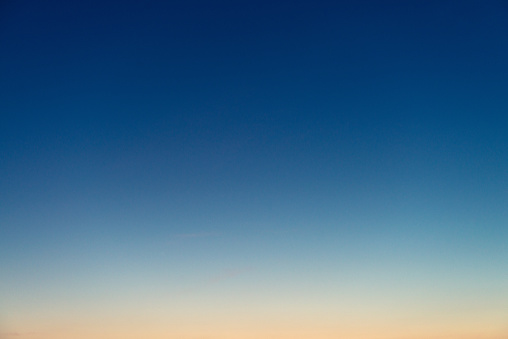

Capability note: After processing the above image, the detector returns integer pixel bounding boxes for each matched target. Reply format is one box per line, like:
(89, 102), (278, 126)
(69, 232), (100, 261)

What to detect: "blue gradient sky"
(1, 1), (508, 338)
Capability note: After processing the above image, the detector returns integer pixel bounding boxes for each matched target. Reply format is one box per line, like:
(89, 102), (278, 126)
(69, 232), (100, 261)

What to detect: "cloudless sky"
(1, 1), (508, 338)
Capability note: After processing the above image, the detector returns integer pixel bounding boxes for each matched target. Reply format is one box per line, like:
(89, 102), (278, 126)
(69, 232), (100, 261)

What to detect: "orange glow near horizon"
(5, 309), (508, 339)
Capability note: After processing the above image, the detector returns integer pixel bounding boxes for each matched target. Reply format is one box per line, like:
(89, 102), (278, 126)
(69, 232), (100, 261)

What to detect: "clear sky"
(1, 1), (508, 338)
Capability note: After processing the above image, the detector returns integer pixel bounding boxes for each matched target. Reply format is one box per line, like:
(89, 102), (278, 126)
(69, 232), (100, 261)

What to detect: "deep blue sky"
(1, 1), (508, 338)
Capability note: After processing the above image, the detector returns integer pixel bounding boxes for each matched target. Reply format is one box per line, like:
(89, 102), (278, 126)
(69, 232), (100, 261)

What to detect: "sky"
(1, 1), (508, 338)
